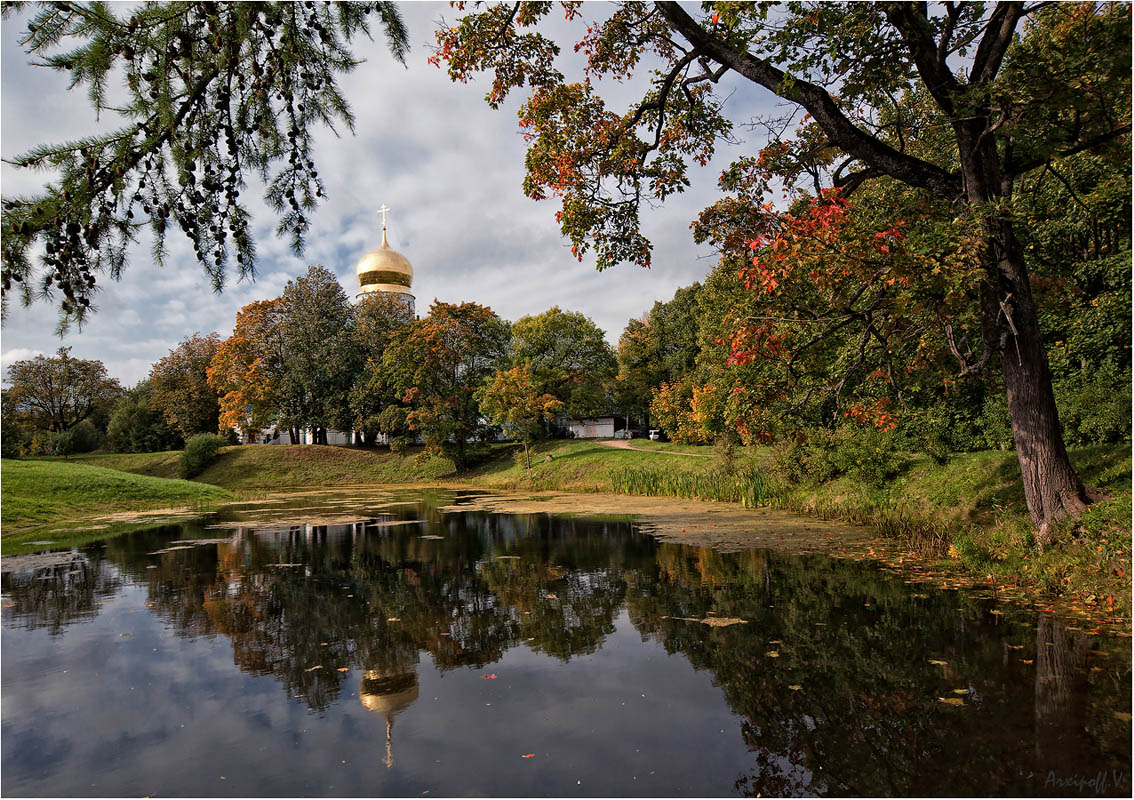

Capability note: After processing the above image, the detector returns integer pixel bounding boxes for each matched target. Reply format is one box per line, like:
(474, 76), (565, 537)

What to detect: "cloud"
(1, 3), (782, 386)
(1, 347), (43, 369)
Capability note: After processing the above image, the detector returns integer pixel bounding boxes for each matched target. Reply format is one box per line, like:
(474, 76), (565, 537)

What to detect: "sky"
(1, 2), (780, 386)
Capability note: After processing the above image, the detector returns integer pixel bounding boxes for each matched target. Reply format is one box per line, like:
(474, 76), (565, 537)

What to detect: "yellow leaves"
(927, 659), (948, 666)
(787, 684), (802, 691)
(1114, 712), (1132, 723)
(766, 650), (780, 658)
(938, 697), (965, 706)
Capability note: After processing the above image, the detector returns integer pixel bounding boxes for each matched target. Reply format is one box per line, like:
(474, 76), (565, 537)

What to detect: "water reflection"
(2, 495), (1130, 797)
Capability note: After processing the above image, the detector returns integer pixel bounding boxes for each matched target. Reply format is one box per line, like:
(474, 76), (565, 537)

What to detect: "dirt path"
(598, 439), (712, 457)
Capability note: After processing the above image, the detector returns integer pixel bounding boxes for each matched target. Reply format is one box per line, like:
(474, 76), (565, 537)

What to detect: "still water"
(2, 491), (1130, 797)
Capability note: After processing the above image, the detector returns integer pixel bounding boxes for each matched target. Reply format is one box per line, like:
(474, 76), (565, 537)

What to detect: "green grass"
(463, 439), (726, 492)
(1, 458), (232, 534)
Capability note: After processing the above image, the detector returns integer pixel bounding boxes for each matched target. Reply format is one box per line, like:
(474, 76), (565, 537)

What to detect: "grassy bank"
(17, 439), (1130, 620)
(1, 459), (233, 551)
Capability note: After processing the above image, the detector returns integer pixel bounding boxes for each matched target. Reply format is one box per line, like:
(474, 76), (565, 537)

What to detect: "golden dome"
(357, 227), (414, 297)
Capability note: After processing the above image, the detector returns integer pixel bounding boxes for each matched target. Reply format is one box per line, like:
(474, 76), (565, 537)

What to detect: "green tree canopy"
(509, 306), (615, 419)
(149, 332), (222, 438)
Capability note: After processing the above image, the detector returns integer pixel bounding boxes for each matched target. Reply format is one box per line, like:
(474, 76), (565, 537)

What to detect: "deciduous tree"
(382, 301), (510, 469)
(277, 265), (361, 444)
(434, 1), (1132, 542)
(4, 346), (122, 432)
(509, 306), (615, 420)
(149, 332), (222, 438)
(478, 365), (562, 469)
(207, 298), (287, 438)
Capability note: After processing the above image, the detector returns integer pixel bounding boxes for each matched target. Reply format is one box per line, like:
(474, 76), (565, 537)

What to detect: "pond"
(2, 490), (1130, 797)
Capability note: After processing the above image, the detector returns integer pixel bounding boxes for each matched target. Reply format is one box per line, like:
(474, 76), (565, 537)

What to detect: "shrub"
(1055, 366), (1132, 446)
(68, 420), (104, 454)
(179, 433), (228, 478)
(767, 429), (839, 485)
(389, 436), (412, 456)
(831, 426), (909, 487)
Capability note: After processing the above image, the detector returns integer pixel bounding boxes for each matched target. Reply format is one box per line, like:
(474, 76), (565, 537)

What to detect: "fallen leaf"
(387, 617), (401, 622)
(120, 633), (133, 637)
(337, 667), (349, 672)
(305, 665), (323, 672)
(521, 754), (535, 759)
(927, 659), (948, 666)
(766, 651), (780, 658)
(952, 688), (968, 695)
(938, 697), (965, 706)
(482, 674), (497, 680)
(1020, 659), (1034, 664)
(1006, 644), (1023, 650)
(787, 684), (802, 691)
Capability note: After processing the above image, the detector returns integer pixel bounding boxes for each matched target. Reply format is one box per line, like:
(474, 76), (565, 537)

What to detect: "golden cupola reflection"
(359, 668), (419, 769)
(357, 203), (415, 311)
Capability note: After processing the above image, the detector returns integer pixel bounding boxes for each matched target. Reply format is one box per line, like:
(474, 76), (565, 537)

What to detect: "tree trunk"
(990, 219), (1089, 546)
(961, 133), (1089, 546)
(524, 441), (530, 470)
(288, 427), (299, 444)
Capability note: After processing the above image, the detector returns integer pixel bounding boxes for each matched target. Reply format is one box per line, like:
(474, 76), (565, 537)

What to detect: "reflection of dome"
(360, 669), (419, 769)
(359, 670), (419, 715)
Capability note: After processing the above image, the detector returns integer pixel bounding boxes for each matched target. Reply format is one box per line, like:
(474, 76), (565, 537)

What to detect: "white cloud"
(1, 3), (782, 385)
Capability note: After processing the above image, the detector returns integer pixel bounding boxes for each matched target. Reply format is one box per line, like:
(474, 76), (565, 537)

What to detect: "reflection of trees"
(128, 511), (645, 711)
(1, 552), (122, 635)
(625, 545), (1132, 797)
(3, 502), (1128, 796)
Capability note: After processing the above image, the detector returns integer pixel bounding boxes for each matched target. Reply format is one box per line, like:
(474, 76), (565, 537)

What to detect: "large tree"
(277, 265), (361, 444)
(207, 298), (287, 438)
(382, 301), (510, 469)
(349, 291), (414, 443)
(509, 306), (616, 419)
(1, 1), (408, 330)
(433, 1), (1131, 543)
(149, 332), (221, 438)
(4, 346), (122, 431)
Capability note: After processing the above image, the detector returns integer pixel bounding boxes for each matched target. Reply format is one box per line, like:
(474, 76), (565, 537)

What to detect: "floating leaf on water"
(701, 617), (747, 627)
(387, 618), (400, 623)
(337, 667), (349, 672)
(787, 684), (802, 691)
(952, 688), (968, 695)
(1020, 659), (1034, 664)
(938, 697), (965, 706)
(927, 659), (948, 666)
(544, 593), (558, 600)
(768, 639), (782, 644)
(482, 674), (497, 680)
(1114, 712), (1132, 723)
(989, 610), (1003, 615)
(120, 632), (133, 637)
(1006, 644), (1024, 650)
(419, 535), (444, 540)
(766, 651), (780, 658)
(521, 753), (535, 759)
